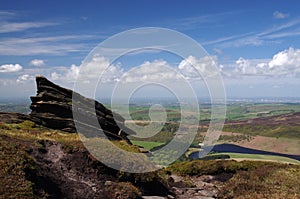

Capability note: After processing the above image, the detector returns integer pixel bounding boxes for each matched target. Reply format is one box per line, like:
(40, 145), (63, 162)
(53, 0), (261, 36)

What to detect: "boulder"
(29, 76), (134, 143)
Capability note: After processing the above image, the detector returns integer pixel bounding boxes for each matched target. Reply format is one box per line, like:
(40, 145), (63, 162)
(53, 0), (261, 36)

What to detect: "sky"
(0, 0), (300, 100)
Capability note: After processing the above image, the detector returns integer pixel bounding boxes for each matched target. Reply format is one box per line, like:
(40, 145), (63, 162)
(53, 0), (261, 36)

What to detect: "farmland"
(126, 102), (300, 162)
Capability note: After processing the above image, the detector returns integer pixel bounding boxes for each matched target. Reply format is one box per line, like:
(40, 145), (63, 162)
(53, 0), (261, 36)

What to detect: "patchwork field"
(126, 103), (300, 162)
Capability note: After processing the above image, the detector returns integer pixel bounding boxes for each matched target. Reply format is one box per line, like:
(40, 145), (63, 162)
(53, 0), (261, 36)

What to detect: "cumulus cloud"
(122, 60), (182, 83)
(273, 11), (289, 19)
(50, 64), (80, 82)
(0, 64), (22, 72)
(48, 55), (122, 84)
(8, 47), (300, 92)
(16, 74), (34, 84)
(178, 55), (219, 78)
(269, 48), (300, 68)
(50, 72), (60, 80)
(52, 56), (218, 85)
(235, 57), (258, 75)
(65, 64), (80, 81)
(79, 54), (124, 83)
(225, 48), (300, 77)
(30, 59), (45, 67)
(268, 47), (300, 75)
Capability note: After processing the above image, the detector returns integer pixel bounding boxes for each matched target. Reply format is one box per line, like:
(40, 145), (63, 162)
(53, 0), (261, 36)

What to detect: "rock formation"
(29, 76), (135, 143)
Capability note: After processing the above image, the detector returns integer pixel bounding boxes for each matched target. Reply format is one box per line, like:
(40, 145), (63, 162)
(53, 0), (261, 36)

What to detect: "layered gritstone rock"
(29, 76), (134, 143)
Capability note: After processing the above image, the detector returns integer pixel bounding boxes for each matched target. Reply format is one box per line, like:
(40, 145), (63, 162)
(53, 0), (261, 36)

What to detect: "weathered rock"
(29, 76), (135, 143)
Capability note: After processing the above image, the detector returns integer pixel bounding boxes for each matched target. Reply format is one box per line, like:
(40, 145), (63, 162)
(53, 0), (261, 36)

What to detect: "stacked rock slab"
(30, 76), (134, 143)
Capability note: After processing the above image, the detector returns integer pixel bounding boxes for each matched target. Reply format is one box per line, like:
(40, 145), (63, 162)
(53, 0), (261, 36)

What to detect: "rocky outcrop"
(29, 76), (135, 142)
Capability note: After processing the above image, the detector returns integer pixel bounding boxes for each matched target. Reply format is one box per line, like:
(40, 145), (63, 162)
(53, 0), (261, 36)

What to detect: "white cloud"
(207, 19), (300, 48)
(121, 60), (182, 83)
(269, 48), (300, 68)
(273, 11), (289, 19)
(178, 55), (219, 78)
(30, 59), (45, 67)
(0, 22), (58, 33)
(78, 54), (124, 83)
(50, 72), (60, 80)
(0, 64), (22, 72)
(169, 11), (240, 31)
(49, 64), (80, 83)
(5, 48), (300, 96)
(66, 64), (80, 81)
(0, 35), (99, 56)
(235, 57), (258, 75)
(47, 55), (122, 84)
(16, 74), (34, 84)
(223, 48), (300, 78)
(268, 48), (300, 76)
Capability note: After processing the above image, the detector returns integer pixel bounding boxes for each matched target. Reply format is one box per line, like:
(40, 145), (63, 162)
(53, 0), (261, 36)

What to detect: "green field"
(126, 103), (300, 140)
(126, 103), (300, 164)
(206, 152), (300, 164)
(225, 103), (300, 121)
(123, 103), (300, 122)
(131, 140), (165, 150)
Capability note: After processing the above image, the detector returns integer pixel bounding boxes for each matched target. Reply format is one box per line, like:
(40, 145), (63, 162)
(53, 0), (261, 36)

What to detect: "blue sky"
(0, 0), (300, 99)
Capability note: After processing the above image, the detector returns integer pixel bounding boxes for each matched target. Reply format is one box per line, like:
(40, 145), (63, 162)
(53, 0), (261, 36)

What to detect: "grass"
(225, 103), (300, 121)
(0, 120), (82, 145)
(0, 121), (153, 172)
(166, 159), (266, 176)
(207, 152), (300, 164)
(0, 121), (164, 199)
(0, 136), (36, 198)
(165, 159), (300, 198)
(224, 124), (300, 139)
(131, 140), (165, 150)
(0, 121), (84, 198)
(125, 103), (300, 122)
(1, 102), (300, 198)
(217, 162), (300, 198)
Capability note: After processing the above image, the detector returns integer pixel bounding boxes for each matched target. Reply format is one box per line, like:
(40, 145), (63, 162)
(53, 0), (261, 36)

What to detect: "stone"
(104, 181), (113, 186)
(29, 76), (135, 143)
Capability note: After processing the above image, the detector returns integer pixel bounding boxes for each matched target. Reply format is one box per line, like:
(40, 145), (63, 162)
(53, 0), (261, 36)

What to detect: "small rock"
(104, 181), (113, 186)
(198, 189), (216, 197)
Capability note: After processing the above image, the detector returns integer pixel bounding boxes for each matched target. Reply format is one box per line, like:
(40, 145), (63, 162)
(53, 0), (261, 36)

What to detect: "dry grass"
(0, 136), (36, 198)
(165, 159), (300, 198)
